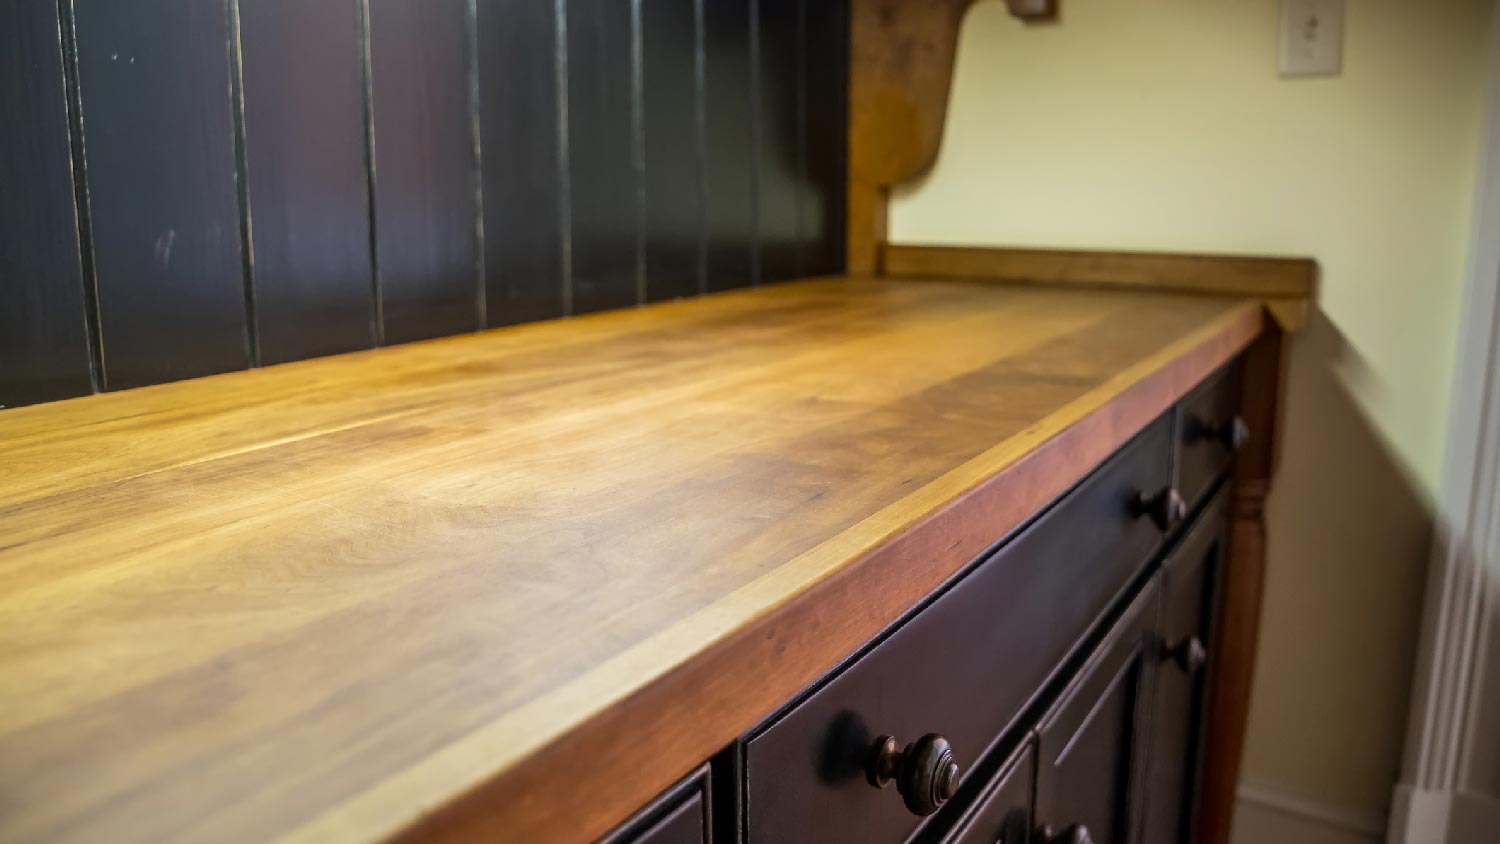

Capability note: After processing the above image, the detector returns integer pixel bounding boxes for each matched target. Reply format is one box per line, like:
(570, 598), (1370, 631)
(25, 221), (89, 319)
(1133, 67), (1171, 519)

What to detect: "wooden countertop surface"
(0, 278), (1265, 844)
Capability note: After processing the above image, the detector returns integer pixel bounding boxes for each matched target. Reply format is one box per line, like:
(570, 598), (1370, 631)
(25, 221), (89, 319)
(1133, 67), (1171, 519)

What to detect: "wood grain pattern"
(73, 0), (249, 389)
(0, 0), (94, 407)
(0, 279), (1264, 844)
(239, 0), (376, 364)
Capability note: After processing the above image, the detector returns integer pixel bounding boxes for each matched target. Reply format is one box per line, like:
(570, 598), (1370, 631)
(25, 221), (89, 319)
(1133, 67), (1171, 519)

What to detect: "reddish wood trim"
(1196, 328), (1286, 844)
(391, 306), (1267, 844)
(883, 244), (1318, 299)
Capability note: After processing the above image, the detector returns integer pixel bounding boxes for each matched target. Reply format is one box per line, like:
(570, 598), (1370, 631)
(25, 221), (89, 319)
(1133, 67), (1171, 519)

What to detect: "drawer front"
(745, 415), (1172, 844)
(1175, 362), (1243, 513)
(1142, 487), (1230, 844)
(1034, 576), (1160, 844)
(603, 767), (710, 844)
(946, 740), (1035, 844)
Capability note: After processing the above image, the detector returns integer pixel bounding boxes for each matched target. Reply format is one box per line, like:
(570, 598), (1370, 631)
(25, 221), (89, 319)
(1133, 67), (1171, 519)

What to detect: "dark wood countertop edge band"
(881, 244), (1318, 306)
(288, 303), (1267, 844)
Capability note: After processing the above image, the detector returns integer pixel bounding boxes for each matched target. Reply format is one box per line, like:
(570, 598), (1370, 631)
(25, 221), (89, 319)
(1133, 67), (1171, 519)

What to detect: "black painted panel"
(701, 0), (756, 292)
(240, 0), (375, 364)
(801, 0), (845, 276)
(566, 0), (640, 315)
(477, 0), (565, 328)
(368, 0), (479, 344)
(0, 0), (93, 407)
(756, 0), (803, 283)
(74, 0), (248, 390)
(746, 418), (1172, 844)
(5, 0), (844, 403)
(640, 0), (704, 303)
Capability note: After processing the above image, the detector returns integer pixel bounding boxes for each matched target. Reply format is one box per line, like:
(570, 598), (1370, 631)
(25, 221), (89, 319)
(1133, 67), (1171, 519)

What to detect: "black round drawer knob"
(1039, 823), (1094, 844)
(1190, 414), (1250, 451)
(866, 733), (960, 816)
(1132, 486), (1186, 532)
(1167, 635), (1209, 675)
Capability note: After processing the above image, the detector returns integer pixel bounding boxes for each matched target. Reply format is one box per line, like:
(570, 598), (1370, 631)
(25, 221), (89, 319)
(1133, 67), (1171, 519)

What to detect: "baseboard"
(1388, 785), (1500, 844)
(1231, 784), (1384, 844)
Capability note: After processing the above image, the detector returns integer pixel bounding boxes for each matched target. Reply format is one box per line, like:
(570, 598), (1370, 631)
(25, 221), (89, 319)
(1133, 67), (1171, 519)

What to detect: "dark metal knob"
(1167, 635), (1208, 675)
(1039, 824), (1094, 844)
(1190, 414), (1249, 451)
(866, 733), (960, 816)
(1132, 486), (1186, 532)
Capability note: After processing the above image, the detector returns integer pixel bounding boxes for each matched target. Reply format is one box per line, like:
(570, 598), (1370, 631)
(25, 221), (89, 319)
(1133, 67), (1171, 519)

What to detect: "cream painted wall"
(889, 0), (1492, 831)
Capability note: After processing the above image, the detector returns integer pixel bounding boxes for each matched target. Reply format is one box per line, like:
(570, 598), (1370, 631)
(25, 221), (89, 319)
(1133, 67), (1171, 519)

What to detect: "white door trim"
(1390, 3), (1500, 843)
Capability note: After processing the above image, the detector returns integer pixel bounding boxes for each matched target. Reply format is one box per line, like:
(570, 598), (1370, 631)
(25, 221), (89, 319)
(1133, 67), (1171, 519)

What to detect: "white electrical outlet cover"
(1279, 0), (1345, 78)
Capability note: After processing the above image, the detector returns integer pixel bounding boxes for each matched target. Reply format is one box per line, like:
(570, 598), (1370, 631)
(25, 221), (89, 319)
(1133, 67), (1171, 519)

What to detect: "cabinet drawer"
(946, 740), (1034, 844)
(602, 766), (710, 844)
(744, 415), (1173, 844)
(1142, 487), (1230, 844)
(1175, 363), (1243, 513)
(1034, 575), (1160, 844)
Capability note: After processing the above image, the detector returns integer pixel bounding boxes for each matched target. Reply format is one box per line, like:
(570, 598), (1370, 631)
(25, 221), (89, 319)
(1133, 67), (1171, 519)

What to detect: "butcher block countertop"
(0, 278), (1267, 844)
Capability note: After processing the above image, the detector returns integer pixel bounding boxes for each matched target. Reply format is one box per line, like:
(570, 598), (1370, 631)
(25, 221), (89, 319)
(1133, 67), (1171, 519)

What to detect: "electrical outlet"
(1279, 0), (1345, 78)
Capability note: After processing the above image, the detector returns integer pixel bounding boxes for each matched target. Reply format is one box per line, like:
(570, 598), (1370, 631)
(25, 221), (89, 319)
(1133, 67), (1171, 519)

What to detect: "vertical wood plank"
(239, 0), (376, 364)
(368, 0), (479, 345)
(701, 0), (756, 292)
(0, 0), (94, 407)
(477, 0), (566, 328)
(640, 0), (705, 303)
(802, 0), (846, 277)
(73, 0), (249, 390)
(756, 0), (805, 283)
(566, 0), (641, 315)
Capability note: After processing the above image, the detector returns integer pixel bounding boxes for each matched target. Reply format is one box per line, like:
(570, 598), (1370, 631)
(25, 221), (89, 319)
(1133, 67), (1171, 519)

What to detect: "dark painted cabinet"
(745, 417), (1171, 844)
(1033, 578), (1158, 844)
(624, 362), (1244, 844)
(1142, 489), (1230, 844)
(947, 740), (1035, 844)
(603, 766), (711, 844)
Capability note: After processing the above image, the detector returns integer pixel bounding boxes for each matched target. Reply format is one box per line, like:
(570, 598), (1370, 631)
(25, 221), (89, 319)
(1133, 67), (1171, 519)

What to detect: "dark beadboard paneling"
(477, 0), (565, 327)
(802, 0), (846, 276)
(3, 0), (846, 406)
(756, 0), (804, 284)
(640, 0), (705, 302)
(240, 0), (375, 364)
(702, 0), (757, 292)
(74, 0), (249, 390)
(368, 0), (479, 344)
(566, 0), (640, 315)
(0, 0), (94, 407)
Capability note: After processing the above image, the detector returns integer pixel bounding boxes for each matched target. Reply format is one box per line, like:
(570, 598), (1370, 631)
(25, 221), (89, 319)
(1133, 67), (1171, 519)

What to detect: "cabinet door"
(602, 765), (711, 844)
(1034, 577), (1159, 844)
(946, 739), (1035, 844)
(1141, 488), (1230, 844)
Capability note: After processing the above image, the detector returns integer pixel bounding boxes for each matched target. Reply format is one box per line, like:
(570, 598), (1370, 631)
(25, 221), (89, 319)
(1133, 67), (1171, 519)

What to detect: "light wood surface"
(0, 278), (1265, 844)
(883, 244), (1317, 330)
